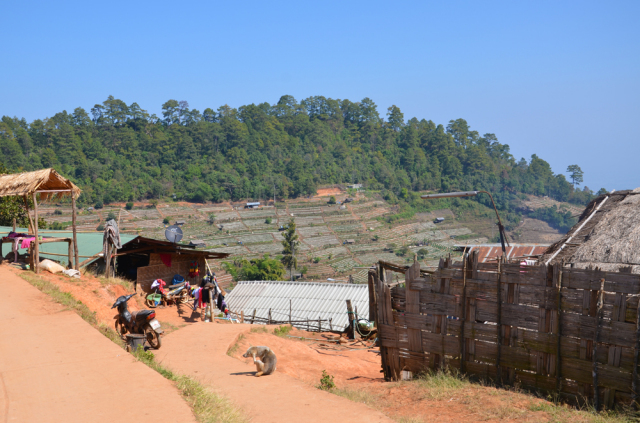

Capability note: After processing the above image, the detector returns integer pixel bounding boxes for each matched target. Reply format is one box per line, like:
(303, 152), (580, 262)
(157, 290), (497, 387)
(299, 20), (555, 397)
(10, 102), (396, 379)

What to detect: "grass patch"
(525, 401), (635, 423)
(99, 275), (135, 291)
(408, 369), (636, 423)
(323, 368), (637, 423)
(411, 369), (472, 401)
(134, 347), (247, 423)
(332, 387), (378, 407)
(273, 325), (292, 337)
(227, 334), (245, 356)
(249, 326), (269, 334)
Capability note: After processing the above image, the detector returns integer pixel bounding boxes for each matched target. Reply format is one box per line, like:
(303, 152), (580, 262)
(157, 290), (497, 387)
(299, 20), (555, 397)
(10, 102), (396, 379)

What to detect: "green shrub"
(274, 325), (292, 337)
(162, 217), (170, 224)
(317, 370), (336, 391)
(125, 202), (134, 210)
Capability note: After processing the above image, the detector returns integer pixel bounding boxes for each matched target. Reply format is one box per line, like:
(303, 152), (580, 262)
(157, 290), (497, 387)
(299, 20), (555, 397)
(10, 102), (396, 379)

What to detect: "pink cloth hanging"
(20, 237), (35, 249)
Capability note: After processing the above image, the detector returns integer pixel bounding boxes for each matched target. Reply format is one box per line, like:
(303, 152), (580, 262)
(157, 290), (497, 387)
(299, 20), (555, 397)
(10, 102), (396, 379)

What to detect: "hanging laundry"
(159, 253), (172, 267)
(20, 237), (35, 249)
(151, 279), (167, 294)
(188, 261), (200, 278)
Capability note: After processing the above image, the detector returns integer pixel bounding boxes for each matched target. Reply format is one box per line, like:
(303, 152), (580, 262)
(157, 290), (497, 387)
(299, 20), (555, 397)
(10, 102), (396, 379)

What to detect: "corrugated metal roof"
(455, 244), (549, 263)
(225, 281), (369, 330)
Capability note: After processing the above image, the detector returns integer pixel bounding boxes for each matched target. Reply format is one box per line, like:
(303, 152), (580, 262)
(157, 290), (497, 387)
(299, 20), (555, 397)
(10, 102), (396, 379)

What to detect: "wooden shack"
(113, 237), (229, 293)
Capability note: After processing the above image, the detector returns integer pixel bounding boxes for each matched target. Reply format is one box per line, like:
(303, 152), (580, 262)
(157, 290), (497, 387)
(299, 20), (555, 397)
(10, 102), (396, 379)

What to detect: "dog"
(242, 346), (277, 377)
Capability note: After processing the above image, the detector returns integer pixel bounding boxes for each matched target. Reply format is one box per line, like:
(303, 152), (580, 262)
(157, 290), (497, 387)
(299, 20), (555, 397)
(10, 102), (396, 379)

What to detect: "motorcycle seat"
(132, 309), (155, 322)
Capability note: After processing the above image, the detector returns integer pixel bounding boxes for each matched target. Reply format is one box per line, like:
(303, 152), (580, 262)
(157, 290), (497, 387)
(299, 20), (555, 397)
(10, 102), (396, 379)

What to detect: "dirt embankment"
(229, 328), (383, 386)
(9, 268), (204, 333)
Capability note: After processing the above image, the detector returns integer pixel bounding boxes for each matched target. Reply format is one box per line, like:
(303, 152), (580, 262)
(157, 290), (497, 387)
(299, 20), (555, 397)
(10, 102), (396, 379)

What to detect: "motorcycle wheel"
(144, 325), (161, 349)
(145, 296), (159, 308)
(115, 319), (127, 338)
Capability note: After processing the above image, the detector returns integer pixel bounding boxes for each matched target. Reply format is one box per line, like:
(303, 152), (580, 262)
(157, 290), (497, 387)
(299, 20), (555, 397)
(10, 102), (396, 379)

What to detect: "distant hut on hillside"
(540, 189), (640, 273)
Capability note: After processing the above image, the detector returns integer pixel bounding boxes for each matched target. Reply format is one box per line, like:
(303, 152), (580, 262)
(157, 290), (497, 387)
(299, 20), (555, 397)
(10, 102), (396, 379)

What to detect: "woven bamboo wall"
(373, 253), (640, 409)
(137, 254), (206, 293)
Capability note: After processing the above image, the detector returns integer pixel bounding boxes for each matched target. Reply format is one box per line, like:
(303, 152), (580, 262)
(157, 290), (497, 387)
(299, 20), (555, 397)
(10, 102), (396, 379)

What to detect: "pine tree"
(281, 218), (299, 281)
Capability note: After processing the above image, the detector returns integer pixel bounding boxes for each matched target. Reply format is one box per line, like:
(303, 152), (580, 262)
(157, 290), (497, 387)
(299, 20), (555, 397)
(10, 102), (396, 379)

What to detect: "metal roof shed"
(225, 281), (369, 330)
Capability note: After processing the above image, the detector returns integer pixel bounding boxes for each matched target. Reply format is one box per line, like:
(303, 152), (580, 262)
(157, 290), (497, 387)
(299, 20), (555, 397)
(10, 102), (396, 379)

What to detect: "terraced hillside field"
(36, 191), (569, 283)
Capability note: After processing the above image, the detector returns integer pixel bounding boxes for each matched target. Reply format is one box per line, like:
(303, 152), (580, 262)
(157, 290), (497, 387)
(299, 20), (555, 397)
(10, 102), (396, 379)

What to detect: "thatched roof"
(540, 189), (640, 273)
(0, 168), (81, 200)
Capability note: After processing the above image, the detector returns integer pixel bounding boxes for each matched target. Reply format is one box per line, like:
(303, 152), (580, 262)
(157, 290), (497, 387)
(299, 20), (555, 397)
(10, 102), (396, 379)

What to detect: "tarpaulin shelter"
(0, 168), (81, 273)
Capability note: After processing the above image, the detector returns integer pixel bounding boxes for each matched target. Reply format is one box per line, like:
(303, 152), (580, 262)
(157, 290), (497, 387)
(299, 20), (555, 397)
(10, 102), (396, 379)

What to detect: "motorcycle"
(112, 293), (163, 349)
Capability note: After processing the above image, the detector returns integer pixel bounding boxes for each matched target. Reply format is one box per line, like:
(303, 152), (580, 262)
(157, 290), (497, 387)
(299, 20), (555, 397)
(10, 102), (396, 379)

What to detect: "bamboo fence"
(371, 253), (640, 409)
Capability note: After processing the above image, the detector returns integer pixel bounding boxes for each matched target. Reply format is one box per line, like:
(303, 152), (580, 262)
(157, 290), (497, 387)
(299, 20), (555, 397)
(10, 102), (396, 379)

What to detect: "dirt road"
(0, 266), (196, 423)
(156, 323), (393, 423)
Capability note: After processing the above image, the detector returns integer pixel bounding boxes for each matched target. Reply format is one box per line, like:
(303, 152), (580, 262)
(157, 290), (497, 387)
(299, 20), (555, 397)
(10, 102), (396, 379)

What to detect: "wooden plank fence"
(371, 253), (640, 409)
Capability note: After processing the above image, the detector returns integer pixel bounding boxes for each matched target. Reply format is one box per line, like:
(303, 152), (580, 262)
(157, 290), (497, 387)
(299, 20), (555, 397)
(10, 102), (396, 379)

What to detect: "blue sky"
(1, 1), (638, 191)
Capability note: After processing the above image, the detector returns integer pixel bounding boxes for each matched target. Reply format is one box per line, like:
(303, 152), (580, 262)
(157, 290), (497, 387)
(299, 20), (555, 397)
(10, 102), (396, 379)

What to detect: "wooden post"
(593, 278), (605, 411)
(460, 253), (468, 373)
(22, 196), (34, 235)
(240, 310), (244, 323)
(318, 316), (322, 332)
(71, 195), (79, 270)
(346, 299), (355, 339)
(268, 308), (272, 325)
(209, 288), (214, 322)
(367, 271), (376, 323)
(555, 265), (563, 395)
(496, 256), (503, 384)
(289, 299), (292, 325)
(105, 236), (111, 277)
(67, 240), (73, 269)
(329, 317), (333, 331)
(32, 193), (39, 274)
(251, 309), (256, 324)
(633, 290), (640, 410)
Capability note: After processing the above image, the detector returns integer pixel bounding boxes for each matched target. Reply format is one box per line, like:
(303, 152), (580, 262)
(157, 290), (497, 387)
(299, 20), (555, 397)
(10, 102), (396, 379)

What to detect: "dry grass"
(98, 275), (135, 291)
(325, 369), (638, 423)
(227, 334), (245, 356)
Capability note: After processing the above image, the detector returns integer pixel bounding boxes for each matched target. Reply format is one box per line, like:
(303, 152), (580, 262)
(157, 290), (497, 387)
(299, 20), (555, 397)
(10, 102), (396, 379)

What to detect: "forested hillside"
(0, 95), (601, 220)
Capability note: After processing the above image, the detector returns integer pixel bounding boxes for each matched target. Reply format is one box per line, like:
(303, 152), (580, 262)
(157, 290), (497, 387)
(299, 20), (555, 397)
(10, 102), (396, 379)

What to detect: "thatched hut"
(540, 188), (640, 272)
(0, 168), (81, 272)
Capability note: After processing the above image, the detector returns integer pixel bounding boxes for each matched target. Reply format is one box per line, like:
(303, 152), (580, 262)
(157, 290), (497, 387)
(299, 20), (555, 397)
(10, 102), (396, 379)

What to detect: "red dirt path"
(0, 265), (196, 423)
(10, 267), (571, 422)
